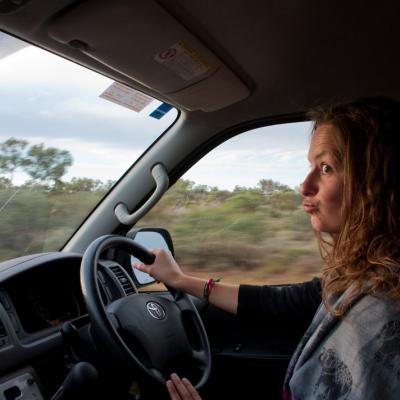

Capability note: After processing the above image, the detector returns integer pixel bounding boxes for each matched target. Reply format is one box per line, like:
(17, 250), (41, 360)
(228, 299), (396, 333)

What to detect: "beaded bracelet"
(203, 277), (222, 303)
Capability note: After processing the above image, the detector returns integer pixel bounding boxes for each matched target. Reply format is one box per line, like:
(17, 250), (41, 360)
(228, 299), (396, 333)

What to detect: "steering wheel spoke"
(171, 289), (197, 313)
(192, 349), (208, 367)
(81, 234), (211, 389)
(106, 310), (121, 330)
(148, 367), (167, 384)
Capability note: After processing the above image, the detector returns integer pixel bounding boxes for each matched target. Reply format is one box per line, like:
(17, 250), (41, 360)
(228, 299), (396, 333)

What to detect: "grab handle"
(114, 163), (169, 226)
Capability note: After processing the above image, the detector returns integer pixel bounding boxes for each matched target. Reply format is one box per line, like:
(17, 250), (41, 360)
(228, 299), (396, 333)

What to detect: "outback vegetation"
(138, 179), (321, 285)
(0, 138), (112, 259)
(0, 138), (321, 284)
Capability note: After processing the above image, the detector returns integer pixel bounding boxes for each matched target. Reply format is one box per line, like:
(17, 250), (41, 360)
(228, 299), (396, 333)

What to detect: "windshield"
(0, 32), (177, 261)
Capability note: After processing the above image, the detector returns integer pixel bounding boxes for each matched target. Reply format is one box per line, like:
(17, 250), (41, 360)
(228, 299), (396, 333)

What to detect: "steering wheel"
(80, 234), (211, 389)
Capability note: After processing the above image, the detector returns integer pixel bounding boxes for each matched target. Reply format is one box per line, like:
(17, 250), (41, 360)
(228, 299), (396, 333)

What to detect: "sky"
(0, 32), (312, 190)
(183, 122), (312, 189)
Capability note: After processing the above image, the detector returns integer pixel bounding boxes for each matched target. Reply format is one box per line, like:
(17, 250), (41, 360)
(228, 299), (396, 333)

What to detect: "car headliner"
(1, 0), (399, 253)
(1, 0), (399, 125)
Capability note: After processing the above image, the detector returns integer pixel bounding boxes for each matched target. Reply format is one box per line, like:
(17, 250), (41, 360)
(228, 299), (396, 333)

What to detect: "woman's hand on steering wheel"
(166, 374), (202, 400)
(133, 248), (184, 288)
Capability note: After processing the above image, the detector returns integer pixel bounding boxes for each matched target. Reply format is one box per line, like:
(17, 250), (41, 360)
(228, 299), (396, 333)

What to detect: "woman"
(135, 97), (400, 399)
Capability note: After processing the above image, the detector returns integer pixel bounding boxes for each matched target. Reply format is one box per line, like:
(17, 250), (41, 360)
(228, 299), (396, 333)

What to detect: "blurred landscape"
(0, 137), (322, 285)
(137, 179), (322, 286)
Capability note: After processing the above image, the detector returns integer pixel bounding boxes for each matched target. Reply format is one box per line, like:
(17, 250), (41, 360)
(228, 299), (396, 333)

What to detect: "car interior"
(0, 0), (399, 399)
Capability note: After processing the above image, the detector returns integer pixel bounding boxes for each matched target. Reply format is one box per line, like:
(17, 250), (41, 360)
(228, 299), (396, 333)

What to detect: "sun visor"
(48, 0), (250, 111)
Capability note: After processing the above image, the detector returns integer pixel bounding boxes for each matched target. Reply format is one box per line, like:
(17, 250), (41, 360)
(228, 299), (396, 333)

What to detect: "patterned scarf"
(282, 291), (400, 399)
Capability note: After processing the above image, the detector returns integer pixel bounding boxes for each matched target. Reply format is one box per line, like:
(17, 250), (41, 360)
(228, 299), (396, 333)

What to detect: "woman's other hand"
(166, 374), (202, 400)
(133, 248), (184, 288)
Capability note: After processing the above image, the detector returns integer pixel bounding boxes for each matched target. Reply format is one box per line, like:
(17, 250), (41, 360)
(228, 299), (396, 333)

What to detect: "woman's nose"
(300, 171), (318, 197)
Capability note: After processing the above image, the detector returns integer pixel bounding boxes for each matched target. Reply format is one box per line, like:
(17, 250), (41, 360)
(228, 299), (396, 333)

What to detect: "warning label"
(154, 41), (211, 81)
(100, 82), (153, 112)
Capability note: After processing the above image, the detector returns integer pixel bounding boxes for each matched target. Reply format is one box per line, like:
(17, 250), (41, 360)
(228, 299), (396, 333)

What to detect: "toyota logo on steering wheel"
(146, 301), (166, 320)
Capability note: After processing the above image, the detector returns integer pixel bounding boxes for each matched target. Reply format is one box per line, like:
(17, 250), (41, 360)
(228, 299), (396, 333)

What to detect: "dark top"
(237, 277), (322, 325)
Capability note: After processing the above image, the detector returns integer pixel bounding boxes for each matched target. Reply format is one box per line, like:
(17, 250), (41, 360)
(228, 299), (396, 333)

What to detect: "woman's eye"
(321, 164), (332, 175)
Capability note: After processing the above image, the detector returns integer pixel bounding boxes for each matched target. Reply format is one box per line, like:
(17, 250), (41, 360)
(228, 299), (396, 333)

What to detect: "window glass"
(138, 122), (322, 287)
(0, 32), (177, 261)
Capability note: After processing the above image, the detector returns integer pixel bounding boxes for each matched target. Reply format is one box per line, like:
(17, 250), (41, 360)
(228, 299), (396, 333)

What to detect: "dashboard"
(4, 261), (84, 335)
(0, 253), (84, 342)
(0, 251), (140, 399)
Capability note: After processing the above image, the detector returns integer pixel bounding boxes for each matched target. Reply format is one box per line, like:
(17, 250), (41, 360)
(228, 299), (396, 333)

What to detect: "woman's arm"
(133, 248), (239, 315)
(174, 274), (239, 315)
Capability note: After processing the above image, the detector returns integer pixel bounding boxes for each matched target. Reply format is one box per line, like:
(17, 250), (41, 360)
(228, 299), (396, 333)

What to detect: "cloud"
(184, 122), (311, 190)
(0, 31), (177, 149)
(0, 31), (310, 190)
(8, 136), (144, 185)
(0, 85), (177, 148)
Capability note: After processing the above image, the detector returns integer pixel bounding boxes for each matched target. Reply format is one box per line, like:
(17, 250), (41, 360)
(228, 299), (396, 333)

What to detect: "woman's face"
(300, 123), (344, 234)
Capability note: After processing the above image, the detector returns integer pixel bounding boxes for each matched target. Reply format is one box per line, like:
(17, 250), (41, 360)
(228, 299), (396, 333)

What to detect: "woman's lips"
(303, 202), (317, 214)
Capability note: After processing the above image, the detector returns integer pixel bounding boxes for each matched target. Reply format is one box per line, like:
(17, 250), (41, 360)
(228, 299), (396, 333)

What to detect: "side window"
(138, 122), (321, 287)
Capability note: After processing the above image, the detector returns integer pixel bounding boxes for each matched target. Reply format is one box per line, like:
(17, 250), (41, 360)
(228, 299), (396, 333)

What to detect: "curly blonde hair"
(308, 97), (400, 316)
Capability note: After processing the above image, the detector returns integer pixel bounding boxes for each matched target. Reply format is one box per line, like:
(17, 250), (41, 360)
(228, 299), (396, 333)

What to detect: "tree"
(23, 144), (73, 185)
(101, 180), (115, 191)
(257, 178), (292, 195)
(64, 177), (103, 193)
(164, 179), (195, 207)
(0, 138), (28, 182)
(0, 177), (12, 190)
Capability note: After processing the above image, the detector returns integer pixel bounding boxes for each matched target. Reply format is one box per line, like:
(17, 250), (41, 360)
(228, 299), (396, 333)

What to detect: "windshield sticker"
(154, 41), (210, 81)
(149, 102), (173, 119)
(100, 82), (153, 112)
